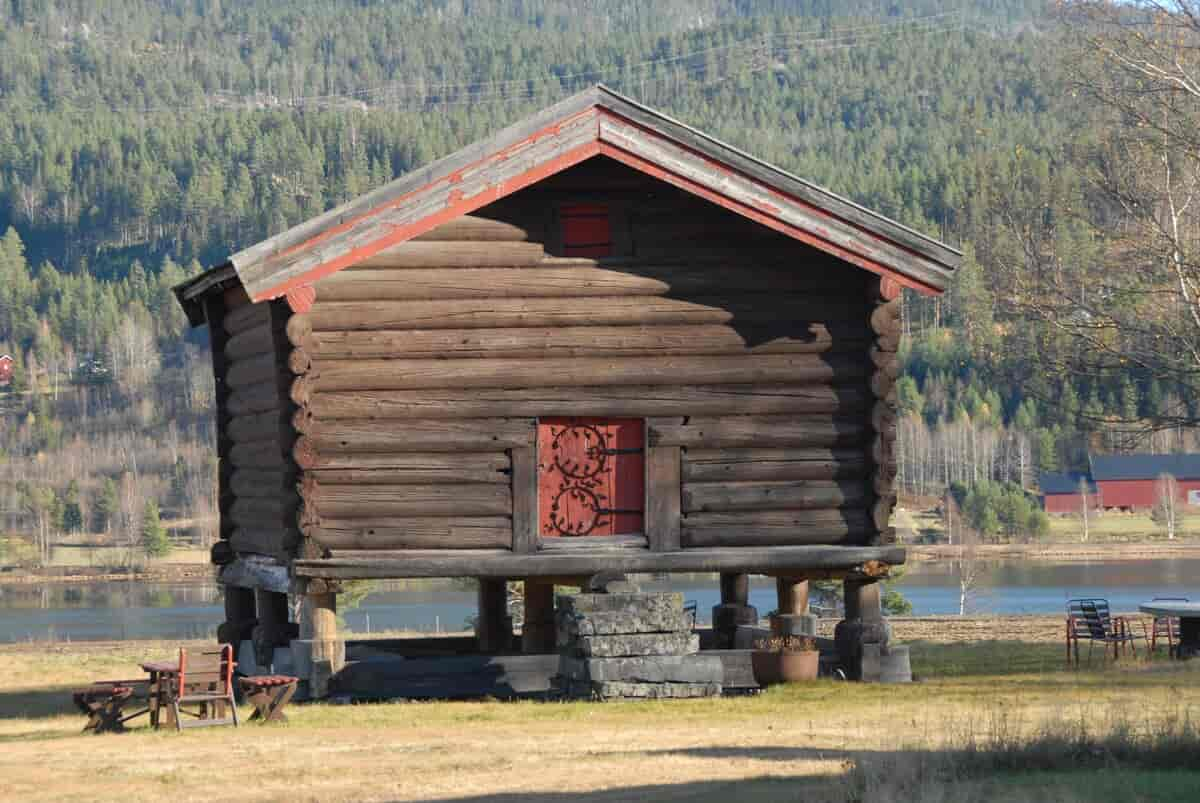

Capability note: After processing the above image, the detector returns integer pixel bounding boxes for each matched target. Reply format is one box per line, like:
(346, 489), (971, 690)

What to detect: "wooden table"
(1138, 601), (1200, 659)
(140, 659), (180, 729)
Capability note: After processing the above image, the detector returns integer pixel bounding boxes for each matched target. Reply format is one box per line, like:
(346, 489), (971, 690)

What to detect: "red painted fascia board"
(252, 111), (602, 302)
(595, 110), (942, 296)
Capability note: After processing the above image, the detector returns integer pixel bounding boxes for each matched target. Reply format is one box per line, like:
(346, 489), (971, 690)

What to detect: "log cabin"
(174, 85), (959, 691)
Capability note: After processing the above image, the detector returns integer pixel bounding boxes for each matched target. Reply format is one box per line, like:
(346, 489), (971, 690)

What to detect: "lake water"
(2, 558), (1199, 643)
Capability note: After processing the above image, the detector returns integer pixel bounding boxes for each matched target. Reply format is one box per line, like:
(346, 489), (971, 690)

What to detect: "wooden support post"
(217, 586), (257, 646)
(295, 591), (344, 699)
(253, 589), (291, 669)
(835, 578), (889, 681)
(521, 581), (557, 654)
(771, 577), (816, 638)
(476, 579), (513, 654)
(713, 573), (757, 649)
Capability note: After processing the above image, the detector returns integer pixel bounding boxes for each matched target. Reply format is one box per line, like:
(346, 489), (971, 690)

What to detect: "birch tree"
(1153, 472), (1180, 539)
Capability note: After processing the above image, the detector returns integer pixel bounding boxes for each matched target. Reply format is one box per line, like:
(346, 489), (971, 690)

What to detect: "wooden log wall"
(220, 297), (304, 561)
(285, 160), (883, 556)
(867, 277), (902, 545)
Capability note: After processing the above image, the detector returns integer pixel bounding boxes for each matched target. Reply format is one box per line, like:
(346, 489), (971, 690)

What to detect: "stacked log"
(220, 300), (304, 562)
(282, 193), (884, 556)
(867, 277), (901, 544)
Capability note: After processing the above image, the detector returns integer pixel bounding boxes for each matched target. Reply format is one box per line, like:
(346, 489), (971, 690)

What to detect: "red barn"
(1090, 454), (1200, 511)
(0, 354), (13, 385)
(1039, 471), (1099, 514)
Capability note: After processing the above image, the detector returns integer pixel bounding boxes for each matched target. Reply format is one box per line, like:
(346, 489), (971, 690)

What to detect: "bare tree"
(1002, 2), (1200, 429)
(944, 493), (986, 615)
(1153, 472), (1181, 539)
(1079, 476), (1092, 543)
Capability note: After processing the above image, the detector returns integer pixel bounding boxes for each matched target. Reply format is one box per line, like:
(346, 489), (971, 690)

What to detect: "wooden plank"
(648, 415), (866, 449)
(293, 419), (535, 460)
(304, 453), (510, 485)
(307, 295), (866, 332)
(294, 543), (906, 579)
(682, 448), (868, 482)
(537, 534), (649, 551)
(305, 323), (872, 360)
(510, 446), (538, 554)
(309, 518), (513, 550)
(646, 446), (681, 552)
(316, 264), (864, 301)
(224, 323), (275, 361)
(305, 353), (869, 392)
(306, 483), (512, 518)
(300, 384), (868, 422)
(412, 215), (535, 242)
(348, 240), (546, 269)
(682, 509), (872, 548)
(227, 381), (280, 416)
(681, 480), (866, 513)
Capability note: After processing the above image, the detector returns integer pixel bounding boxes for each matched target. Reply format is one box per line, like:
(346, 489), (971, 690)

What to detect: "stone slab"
(570, 680), (722, 699)
(557, 609), (694, 640)
(862, 644), (912, 684)
(559, 654), (724, 684)
(558, 592), (684, 616)
(570, 632), (700, 658)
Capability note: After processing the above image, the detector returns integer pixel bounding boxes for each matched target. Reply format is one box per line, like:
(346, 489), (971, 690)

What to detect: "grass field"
(1, 628), (1198, 802)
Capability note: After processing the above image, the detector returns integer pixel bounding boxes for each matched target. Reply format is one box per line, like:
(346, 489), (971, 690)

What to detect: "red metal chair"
(171, 644), (239, 730)
(1143, 597), (1189, 658)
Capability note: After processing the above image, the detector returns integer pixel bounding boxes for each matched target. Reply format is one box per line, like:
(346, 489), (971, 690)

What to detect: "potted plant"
(751, 635), (820, 685)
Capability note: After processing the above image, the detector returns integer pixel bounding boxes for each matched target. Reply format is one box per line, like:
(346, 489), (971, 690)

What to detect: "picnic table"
(140, 659), (181, 728)
(1138, 601), (1200, 659)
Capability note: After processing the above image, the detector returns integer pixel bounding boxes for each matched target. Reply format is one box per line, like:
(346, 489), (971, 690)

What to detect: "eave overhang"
(175, 85), (961, 323)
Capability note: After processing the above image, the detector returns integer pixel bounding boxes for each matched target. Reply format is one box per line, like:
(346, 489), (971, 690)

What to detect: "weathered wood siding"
(280, 158), (897, 557)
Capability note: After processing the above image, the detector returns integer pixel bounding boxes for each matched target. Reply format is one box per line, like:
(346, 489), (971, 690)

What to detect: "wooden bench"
(239, 675), (299, 723)
(72, 683), (139, 734)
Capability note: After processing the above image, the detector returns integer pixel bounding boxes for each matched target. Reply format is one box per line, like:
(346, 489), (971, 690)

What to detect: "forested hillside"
(0, 0), (1193, 561)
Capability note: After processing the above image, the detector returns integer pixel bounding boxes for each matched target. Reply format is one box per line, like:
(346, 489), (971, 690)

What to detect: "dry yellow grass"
(0, 632), (1197, 802)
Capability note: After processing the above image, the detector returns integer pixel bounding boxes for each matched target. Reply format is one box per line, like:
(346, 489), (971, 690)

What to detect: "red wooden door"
(537, 418), (644, 537)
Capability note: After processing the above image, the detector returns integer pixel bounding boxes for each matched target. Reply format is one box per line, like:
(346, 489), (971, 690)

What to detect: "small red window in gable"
(560, 204), (612, 257)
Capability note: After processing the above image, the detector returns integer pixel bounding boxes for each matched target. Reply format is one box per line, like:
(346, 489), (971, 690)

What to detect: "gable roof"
(1039, 472), (1097, 496)
(175, 84), (960, 323)
(1090, 453), (1200, 482)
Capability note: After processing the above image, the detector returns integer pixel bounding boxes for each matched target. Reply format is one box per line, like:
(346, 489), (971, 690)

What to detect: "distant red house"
(0, 354), (13, 385)
(1040, 454), (1200, 513)
(1089, 454), (1200, 511)
(1039, 471), (1099, 514)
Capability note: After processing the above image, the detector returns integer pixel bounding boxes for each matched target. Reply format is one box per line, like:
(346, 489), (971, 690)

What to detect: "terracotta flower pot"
(777, 650), (819, 682)
(752, 649), (819, 685)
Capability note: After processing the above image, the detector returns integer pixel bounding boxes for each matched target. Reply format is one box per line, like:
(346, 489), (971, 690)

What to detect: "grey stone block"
(862, 644), (912, 684)
(557, 608), (693, 640)
(559, 654), (724, 684)
(558, 592), (684, 616)
(570, 632), (700, 658)
(581, 680), (722, 700)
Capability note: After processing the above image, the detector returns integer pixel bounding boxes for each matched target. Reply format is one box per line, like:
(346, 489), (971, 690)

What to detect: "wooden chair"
(1143, 597), (1189, 658)
(1066, 598), (1142, 667)
(239, 675), (299, 723)
(171, 644), (239, 730)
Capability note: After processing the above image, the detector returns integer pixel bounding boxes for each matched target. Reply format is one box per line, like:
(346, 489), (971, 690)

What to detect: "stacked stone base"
(555, 591), (722, 700)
